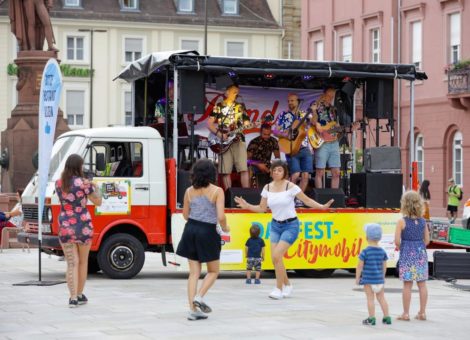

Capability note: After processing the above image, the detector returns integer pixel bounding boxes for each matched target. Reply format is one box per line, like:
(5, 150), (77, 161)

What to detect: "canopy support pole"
(409, 80), (415, 189)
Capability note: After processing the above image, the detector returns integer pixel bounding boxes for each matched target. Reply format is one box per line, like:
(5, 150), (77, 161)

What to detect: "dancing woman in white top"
(235, 160), (333, 299)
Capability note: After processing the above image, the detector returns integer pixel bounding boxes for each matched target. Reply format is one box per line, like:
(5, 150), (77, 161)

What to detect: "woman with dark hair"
(419, 180), (431, 220)
(235, 159), (333, 300)
(0, 189), (24, 248)
(55, 154), (102, 308)
(176, 158), (229, 321)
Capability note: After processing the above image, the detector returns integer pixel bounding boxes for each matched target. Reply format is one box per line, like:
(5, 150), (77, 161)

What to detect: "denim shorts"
(286, 147), (313, 174)
(270, 218), (300, 245)
(315, 140), (341, 169)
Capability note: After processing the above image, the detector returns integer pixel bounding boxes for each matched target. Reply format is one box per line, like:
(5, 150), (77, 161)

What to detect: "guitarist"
(310, 87), (343, 189)
(208, 84), (251, 189)
(273, 93), (314, 196)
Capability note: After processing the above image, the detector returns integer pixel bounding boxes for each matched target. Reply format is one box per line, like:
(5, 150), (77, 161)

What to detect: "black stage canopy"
(115, 51), (427, 83)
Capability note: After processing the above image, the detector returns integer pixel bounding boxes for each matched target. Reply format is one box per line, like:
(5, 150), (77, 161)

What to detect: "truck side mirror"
(96, 153), (106, 172)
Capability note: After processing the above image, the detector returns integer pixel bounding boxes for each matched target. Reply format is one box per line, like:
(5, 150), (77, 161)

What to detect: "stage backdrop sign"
(192, 86), (322, 143)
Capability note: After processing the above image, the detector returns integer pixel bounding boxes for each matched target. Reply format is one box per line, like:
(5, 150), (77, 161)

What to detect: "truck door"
(84, 140), (149, 219)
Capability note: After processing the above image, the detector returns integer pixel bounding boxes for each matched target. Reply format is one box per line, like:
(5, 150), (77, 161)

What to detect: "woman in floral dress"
(55, 154), (102, 307)
(394, 190), (430, 321)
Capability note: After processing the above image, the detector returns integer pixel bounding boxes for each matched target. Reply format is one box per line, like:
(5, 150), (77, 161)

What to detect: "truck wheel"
(97, 233), (145, 279)
(295, 269), (334, 278)
(88, 253), (101, 274)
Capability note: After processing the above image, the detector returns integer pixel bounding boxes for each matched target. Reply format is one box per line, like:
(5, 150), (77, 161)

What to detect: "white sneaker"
(268, 288), (283, 300)
(282, 284), (293, 298)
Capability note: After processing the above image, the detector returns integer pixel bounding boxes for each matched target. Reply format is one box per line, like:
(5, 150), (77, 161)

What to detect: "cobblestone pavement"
(1, 250), (469, 340)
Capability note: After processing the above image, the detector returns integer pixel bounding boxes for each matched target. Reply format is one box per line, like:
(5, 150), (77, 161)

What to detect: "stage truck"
(19, 51), (431, 279)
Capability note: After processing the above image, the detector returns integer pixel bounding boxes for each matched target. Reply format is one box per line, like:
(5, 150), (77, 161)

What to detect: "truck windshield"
(48, 136), (86, 181)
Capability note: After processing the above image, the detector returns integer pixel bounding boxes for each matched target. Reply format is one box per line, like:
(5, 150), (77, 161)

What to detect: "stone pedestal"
(1, 51), (69, 192)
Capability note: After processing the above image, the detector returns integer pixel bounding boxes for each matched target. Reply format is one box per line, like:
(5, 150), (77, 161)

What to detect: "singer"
(207, 84), (251, 189)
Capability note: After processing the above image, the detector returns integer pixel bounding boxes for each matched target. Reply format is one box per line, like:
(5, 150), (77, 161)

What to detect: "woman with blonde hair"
(395, 190), (430, 321)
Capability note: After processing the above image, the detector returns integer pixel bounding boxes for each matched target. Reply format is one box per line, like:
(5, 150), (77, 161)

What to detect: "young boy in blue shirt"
(356, 223), (391, 325)
(245, 224), (265, 284)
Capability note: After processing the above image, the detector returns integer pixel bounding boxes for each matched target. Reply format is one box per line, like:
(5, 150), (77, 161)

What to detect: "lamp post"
(78, 29), (107, 128)
(204, 0), (208, 55)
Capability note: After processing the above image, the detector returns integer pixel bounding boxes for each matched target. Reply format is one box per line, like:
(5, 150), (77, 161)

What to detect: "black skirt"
(176, 218), (221, 263)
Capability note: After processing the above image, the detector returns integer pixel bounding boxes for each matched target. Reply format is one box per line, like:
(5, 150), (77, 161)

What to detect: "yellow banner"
(220, 212), (400, 271)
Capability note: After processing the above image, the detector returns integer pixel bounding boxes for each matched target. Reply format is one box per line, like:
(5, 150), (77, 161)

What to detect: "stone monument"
(1, 0), (69, 192)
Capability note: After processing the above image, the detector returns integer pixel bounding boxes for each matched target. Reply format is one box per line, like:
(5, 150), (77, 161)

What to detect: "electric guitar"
(208, 122), (259, 154)
(308, 121), (359, 149)
(278, 111), (311, 156)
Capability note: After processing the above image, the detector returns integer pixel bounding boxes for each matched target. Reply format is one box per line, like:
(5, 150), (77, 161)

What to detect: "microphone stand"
(188, 106), (197, 166)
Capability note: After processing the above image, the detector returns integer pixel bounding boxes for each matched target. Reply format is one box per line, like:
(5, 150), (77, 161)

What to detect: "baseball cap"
(448, 178), (455, 182)
(364, 223), (382, 241)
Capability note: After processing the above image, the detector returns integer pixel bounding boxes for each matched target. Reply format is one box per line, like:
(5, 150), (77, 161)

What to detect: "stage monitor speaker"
(177, 169), (192, 205)
(364, 147), (401, 173)
(179, 70), (205, 115)
(225, 188), (261, 208)
(350, 173), (402, 208)
(365, 79), (393, 119)
(309, 188), (346, 208)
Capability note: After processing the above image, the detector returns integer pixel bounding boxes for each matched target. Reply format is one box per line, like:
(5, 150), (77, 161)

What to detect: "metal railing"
(448, 68), (470, 95)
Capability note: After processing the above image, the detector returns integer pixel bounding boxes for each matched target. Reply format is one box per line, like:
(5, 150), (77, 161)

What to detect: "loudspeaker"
(365, 79), (394, 119)
(350, 173), (402, 208)
(177, 169), (192, 205)
(308, 188), (346, 208)
(179, 70), (205, 115)
(364, 147), (401, 172)
(225, 188), (261, 208)
(433, 251), (470, 279)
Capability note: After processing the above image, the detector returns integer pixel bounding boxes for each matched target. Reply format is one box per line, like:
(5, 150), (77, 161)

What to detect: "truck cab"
(20, 126), (169, 279)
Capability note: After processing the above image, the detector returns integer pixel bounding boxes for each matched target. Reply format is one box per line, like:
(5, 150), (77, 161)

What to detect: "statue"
(9, 0), (58, 52)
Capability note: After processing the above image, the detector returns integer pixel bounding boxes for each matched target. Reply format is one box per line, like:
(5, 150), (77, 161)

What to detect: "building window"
(181, 39), (199, 52)
(124, 91), (133, 126)
(449, 12), (460, 64)
(415, 134), (424, 184)
(64, 0), (81, 7)
(121, 0), (138, 10)
(314, 40), (324, 61)
(226, 41), (245, 57)
(411, 21), (422, 69)
(124, 38), (143, 63)
(67, 36), (84, 61)
(341, 35), (352, 62)
(66, 90), (85, 127)
(178, 0), (194, 12)
(453, 131), (463, 186)
(222, 0), (238, 15)
(371, 28), (380, 63)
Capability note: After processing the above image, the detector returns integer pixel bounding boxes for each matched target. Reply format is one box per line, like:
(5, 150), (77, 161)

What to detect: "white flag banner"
(38, 59), (63, 241)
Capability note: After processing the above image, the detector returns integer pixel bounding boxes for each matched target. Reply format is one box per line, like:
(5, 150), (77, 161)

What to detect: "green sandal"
(362, 317), (376, 325)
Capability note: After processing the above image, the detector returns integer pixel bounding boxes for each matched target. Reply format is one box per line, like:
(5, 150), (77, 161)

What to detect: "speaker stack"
(308, 188), (346, 208)
(225, 188), (262, 208)
(365, 79), (394, 119)
(179, 70), (205, 115)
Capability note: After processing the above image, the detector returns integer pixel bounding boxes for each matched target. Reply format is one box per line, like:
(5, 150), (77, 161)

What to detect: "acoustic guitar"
(278, 111), (311, 156)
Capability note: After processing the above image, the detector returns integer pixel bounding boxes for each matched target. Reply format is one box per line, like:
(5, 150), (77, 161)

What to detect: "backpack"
(452, 186), (463, 201)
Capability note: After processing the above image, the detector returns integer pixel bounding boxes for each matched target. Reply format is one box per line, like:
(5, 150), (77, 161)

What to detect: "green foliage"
(60, 64), (92, 77)
(7, 63), (92, 77)
(355, 149), (363, 173)
(453, 59), (470, 70)
(7, 63), (18, 76)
